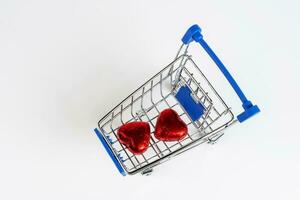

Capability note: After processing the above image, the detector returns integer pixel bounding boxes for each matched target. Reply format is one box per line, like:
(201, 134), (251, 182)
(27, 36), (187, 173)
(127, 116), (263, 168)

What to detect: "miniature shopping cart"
(93, 24), (260, 176)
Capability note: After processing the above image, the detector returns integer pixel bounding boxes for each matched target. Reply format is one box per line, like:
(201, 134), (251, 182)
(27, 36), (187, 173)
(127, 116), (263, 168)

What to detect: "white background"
(1, 0), (299, 199)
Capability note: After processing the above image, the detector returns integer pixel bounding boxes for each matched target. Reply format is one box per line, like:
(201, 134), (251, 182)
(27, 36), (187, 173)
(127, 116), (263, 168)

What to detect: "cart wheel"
(141, 168), (153, 176)
(208, 132), (224, 145)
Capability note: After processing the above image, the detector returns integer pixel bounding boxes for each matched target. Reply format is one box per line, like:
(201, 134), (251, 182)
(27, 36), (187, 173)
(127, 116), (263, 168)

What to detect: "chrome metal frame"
(97, 44), (236, 175)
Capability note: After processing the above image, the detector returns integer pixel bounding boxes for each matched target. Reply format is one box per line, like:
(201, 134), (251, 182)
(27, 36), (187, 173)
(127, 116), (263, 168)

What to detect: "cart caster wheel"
(141, 168), (153, 176)
(208, 132), (224, 145)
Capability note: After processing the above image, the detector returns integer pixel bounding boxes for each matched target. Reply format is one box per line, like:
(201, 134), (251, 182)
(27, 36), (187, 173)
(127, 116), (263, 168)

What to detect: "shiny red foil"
(117, 122), (150, 155)
(155, 109), (188, 141)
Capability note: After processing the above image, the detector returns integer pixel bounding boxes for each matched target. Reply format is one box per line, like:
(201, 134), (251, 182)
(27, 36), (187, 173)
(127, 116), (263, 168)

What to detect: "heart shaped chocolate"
(117, 121), (150, 155)
(154, 109), (188, 141)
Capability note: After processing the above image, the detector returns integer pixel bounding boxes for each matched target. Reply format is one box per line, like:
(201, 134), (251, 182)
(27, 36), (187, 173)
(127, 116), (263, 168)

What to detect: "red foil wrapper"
(155, 109), (188, 141)
(117, 121), (150, 155)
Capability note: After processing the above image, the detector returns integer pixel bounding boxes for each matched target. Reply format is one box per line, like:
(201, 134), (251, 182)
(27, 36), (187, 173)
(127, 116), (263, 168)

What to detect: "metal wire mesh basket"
(94, 24), (260, 176)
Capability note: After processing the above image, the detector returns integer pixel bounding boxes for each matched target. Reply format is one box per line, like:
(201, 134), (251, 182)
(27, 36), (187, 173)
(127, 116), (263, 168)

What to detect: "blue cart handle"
(94, 128), (126, 176)
(182, 24), (260, 122)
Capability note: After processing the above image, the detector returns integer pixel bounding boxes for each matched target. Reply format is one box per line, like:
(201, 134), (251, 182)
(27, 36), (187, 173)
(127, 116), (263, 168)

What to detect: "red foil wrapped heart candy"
(155, 109), (188, 141)
(117, 121), (150, 155)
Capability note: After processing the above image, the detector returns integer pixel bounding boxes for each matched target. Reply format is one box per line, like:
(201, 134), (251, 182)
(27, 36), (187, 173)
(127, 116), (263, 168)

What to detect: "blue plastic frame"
(94, 128), (126, 176)
(175, 86), (205, 121)
(182, 24), (260, 122)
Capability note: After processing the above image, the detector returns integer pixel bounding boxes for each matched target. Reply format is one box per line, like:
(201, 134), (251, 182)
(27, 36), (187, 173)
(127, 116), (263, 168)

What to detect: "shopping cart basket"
(93, 24), (260, 176)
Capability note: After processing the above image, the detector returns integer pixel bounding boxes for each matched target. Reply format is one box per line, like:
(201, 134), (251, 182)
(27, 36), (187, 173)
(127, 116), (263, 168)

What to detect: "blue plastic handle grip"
(182, 24), (260, 122)
(94, 128), (126, 176)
